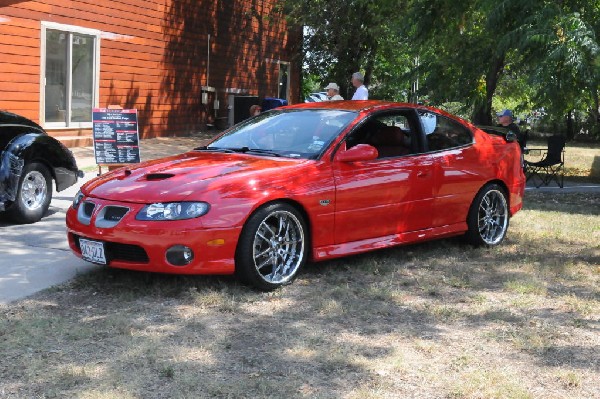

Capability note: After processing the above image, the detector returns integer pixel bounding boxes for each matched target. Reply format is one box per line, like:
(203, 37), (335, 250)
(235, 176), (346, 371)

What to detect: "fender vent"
(145, 173), (175, 181)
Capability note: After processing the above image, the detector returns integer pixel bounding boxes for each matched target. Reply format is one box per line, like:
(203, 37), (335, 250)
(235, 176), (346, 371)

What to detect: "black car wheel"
(235, 202), (308, 291)
(466, 183), (509, 246)
(6, 162), (53, 224)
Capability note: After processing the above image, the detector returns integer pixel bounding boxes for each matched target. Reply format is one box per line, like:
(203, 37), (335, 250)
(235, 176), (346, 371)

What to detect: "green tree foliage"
(520, 5), (599, 138)
(281, 0), (600, 138)
(282, 0), (410, 100)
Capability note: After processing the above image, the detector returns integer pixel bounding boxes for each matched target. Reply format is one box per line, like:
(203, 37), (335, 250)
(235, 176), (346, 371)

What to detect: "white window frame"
(40, 21), (101, 129)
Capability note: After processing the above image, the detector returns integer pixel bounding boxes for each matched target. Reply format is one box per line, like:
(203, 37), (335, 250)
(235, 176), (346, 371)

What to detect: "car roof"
(271, 101), (476, 130)
(284, 100), (405, 112)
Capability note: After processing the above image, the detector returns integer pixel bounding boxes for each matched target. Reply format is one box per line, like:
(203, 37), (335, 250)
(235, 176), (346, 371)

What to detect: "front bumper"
(66, 197), (240, 275)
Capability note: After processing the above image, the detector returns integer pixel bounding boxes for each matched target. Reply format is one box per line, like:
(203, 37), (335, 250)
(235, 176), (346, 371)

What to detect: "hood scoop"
(145, 173), (176, 181)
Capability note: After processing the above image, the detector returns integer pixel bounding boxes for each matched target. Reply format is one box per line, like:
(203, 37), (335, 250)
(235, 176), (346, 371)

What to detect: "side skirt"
(312, 223), (467, 261)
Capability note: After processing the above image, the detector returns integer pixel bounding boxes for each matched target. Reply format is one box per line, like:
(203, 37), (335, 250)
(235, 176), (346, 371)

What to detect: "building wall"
(0, 0), (300, 140)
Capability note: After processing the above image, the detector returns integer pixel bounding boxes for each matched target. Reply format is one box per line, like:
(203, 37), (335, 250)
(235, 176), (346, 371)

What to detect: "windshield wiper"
(223, 147), (282, 157)
(244, 148), (282, 157)
(195, 146), (236, 153)
(198, 146), (281, 157)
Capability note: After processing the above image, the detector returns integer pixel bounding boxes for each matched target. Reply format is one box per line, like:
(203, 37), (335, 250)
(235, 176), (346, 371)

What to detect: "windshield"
(207, 109), (357, 159)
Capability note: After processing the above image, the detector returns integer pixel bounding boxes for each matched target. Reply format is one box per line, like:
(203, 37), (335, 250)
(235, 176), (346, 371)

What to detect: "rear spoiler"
(477, 125), (518, 143)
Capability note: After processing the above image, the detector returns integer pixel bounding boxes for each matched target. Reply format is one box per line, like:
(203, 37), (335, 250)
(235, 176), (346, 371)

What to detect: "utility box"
(228, 95), (260, 126)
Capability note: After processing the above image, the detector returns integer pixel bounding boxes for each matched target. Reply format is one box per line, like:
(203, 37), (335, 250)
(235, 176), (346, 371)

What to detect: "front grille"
(82, 201), (95, 217)
(103, 206), (128, 222)
(95, 205), (130, 228)
(72, 234), (149, 264)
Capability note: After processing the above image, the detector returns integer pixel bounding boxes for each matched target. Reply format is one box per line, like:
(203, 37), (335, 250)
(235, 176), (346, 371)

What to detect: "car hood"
(82, 151), (309, 203)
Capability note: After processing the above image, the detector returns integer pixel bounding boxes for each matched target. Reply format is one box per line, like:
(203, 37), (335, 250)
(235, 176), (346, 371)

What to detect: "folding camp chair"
(524, 135), (566, 188)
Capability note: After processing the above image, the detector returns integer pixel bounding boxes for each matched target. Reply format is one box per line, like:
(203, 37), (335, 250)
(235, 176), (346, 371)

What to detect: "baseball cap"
(324, 83), (340, 91)
(497, 109), (513, 118)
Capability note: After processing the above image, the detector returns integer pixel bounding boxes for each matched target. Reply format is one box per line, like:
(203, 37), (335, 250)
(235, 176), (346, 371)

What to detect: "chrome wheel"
(252, 210), (305, 285)
(477, 189), (508, 245)
(5, 162), (53, 224)
(20, 170), (48, 211)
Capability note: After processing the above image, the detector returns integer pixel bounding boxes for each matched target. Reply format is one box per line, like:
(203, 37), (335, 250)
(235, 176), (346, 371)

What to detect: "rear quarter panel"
(475, 128), (525, 215)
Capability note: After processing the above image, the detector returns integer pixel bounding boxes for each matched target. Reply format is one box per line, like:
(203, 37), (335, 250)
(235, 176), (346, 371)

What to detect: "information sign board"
(92, 108), (140, 165)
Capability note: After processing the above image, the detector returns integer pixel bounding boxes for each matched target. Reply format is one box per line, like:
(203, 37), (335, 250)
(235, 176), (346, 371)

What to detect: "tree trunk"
(472, 54), (505, 125)
(566, 110), (574, 140)
(363, 44), (378, 88)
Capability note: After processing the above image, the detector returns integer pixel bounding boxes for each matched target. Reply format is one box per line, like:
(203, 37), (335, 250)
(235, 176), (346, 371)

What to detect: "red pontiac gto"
(66, 101), (525, 290)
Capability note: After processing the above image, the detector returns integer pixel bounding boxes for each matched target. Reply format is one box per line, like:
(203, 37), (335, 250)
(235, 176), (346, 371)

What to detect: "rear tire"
(466, 184), (509, 246)
(5, 162), (52, 224)
(235, 202), (308, 291)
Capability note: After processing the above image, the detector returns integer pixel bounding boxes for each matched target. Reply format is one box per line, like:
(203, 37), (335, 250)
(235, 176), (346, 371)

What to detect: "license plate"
(79, 238), (107, 265)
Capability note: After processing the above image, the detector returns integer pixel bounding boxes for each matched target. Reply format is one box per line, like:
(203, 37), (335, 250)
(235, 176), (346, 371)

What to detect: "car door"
(418, 110), (480, 228)
(332, 110), (435, 245)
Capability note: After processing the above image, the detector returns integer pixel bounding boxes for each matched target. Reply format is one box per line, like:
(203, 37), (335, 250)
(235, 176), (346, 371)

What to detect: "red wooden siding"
(0, 0), (300, 141)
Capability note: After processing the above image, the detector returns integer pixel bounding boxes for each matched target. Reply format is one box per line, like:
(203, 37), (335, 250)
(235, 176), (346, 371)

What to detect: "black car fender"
(0, 133), (80, 201)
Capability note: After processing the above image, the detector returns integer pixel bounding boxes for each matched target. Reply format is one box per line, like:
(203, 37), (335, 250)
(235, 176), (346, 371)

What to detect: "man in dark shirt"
(497, 109), (526, 151)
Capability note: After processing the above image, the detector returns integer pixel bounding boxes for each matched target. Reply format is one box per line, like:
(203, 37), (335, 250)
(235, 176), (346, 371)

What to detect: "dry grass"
(1, 191), (599, 398)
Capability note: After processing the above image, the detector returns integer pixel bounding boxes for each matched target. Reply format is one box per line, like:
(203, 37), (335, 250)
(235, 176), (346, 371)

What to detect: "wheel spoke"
(259, 220), (276, 237)
(256, 259), (271, 271)
(255, 246), (271, 259)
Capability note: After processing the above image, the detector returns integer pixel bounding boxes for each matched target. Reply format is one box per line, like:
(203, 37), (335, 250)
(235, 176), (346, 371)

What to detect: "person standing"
(497, 109), (526, 151)
(350, 72), (368, 100)
(324, 83), (344, 101)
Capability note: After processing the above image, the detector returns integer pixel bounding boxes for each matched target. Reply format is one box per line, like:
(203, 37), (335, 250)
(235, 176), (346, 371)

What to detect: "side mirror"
(505, 131), (517, 143)
(336, 144), (379, 162)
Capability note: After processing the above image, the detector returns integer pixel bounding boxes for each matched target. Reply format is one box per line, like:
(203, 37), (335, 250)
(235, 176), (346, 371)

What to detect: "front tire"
(466, 184), (509, 246)
(5, 162), (53, 224)
(235, 202), (308, 291)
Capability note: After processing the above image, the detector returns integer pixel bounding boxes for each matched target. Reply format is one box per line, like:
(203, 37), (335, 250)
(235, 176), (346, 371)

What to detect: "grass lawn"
(1, 190), (598, 398)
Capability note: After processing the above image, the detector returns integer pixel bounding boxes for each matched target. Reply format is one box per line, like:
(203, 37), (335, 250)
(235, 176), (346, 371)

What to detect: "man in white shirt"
(324, 82), (344, 100)
(351, 72), (369, 100)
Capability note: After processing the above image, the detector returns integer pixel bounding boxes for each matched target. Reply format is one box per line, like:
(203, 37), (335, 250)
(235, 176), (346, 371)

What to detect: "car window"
(345, 111), (417, 158)
(418, 111), (473, 151)
(208, 109), (357, 159)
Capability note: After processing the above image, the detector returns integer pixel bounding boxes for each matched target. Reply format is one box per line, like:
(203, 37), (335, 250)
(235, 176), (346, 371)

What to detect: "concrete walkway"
(525, 180), (600, 192)
(70, 133), (215, 171)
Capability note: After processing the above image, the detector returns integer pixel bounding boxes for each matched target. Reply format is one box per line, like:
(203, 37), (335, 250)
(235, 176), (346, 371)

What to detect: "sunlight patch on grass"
(413, 338), (439, 354)
(317, 298), (344, 315)
(425, 304), (463, 322)
(189, 288), (240, 314)
(555, 369), (582, 389)
(504, 279), (548, 296)
(559, 294), (600, 317)
(79, 390), (139, 399)
(488, 323), (558, 354)
(447, 369), (533, 399)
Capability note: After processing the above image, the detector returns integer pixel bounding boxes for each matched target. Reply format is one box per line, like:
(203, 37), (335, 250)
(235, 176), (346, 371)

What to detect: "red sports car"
(66, 101), (525, 290)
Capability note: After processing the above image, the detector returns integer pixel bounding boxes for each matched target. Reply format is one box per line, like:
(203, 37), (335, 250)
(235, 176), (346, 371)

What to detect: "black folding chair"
(524, 135), (566, 188)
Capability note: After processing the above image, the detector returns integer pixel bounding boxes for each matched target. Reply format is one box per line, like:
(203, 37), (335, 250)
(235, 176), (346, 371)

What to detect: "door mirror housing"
(336, 144), (379, 162)
(505, 131), (517, 143)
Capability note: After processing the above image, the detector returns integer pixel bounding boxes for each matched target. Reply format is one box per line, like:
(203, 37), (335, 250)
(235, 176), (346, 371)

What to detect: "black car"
(0, 110), (82, 224)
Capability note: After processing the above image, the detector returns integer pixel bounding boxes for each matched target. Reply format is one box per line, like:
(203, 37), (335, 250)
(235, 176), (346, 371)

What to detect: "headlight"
(72, 190), (84, 209)
(136, 202), (210, 221)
